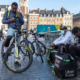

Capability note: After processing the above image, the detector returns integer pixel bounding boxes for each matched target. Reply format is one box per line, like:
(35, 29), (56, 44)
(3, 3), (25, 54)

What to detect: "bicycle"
(1, 23), (33, 73)
(31, 31), (46, 63)
(20, 29), (35, 55)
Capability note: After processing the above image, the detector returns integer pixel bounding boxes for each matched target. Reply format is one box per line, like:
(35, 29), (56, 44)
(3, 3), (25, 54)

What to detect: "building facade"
(28, 7), (73, 30)
(0, 5), (11, 35)
(28, 9), (40, 30)
(73, 13), (80, 28)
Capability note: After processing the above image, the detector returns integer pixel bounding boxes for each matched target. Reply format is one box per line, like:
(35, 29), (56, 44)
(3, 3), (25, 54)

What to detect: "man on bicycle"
(2, 2), (24, 66)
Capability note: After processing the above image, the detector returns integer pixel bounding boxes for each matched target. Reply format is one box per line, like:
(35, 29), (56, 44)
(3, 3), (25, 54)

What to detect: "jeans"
(55, 44), (65, 54)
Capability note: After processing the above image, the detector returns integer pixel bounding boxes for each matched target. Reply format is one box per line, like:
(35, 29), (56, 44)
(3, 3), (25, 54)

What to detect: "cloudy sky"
(0, 0), (80, 14)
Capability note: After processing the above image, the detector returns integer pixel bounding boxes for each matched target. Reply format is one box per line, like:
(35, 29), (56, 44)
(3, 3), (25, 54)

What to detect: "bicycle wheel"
(1, 40), (5, 56)
(32, 41), (46, 56)
(4, 44), (33, 73)
(20, 40), (35, 55)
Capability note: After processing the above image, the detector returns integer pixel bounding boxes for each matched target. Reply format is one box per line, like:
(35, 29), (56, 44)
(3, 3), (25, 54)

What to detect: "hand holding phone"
(10, 18), (17, 22)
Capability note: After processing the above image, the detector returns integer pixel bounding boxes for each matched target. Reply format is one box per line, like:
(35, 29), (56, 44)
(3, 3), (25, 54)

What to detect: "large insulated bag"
(53, 54), (77, 78)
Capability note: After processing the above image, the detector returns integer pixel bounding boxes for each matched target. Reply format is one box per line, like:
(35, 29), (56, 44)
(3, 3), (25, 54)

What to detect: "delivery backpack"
(46, 49), (58, 65)
(52, 54), (77, 79)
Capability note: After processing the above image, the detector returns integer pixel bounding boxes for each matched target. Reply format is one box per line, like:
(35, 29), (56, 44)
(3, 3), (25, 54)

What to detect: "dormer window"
(44, 14), (46, 17)
(40, 14), (42, 17)
(56, 14), (58, 17)
(48, 14), (50, 17)
(67, 12), (69, 14)
(33, 12), (35, 14)
(60, 14), (62, 17)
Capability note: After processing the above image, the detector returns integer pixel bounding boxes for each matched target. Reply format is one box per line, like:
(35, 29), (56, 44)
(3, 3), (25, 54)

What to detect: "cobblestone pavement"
(0, 40), (80, 80)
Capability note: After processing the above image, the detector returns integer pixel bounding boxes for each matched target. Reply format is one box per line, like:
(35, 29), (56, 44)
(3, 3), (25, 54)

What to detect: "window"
(44, 19), (46, 22)
(48, 14), (50, 17)
(40, 14), (42, 17)
(70, 17), (72, 20)
(36, 21), (38, 25)
(40, 19), (42, 22)
(65, 17), (66, 20)
(56, 14), (58, 17)
(33, 12), (35, 14)
(1, 8), (5, 11)
(32, 26), (35, 30)
(30, 16), (32, 20)
(33, 21), (35, 24)
(67, 12), (69, 14)
(52, 19), (54, 22)
(30, 21), (32, 25)
(36, 16), (38, 19)
(60, 19), (62, 22)
(30, 26), (32, 29)
(33, 16), (35, 19)
(65, 22), (66, 25)
(60, 14), (62, 17)
(44, 14), (46, 17)
(52, 15), (53, 17)
(48, 19), (50, 22)
(57, 19), (58, 22)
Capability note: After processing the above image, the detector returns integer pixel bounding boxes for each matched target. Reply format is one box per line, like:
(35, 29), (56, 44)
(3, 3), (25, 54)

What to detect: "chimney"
(38, 8), (40, 12)
(62, 7), (64, 12)
(45, 8), (47, 12)
(52, 9), (54, 12)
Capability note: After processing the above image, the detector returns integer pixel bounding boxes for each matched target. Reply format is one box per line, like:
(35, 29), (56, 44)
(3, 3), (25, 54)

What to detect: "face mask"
(61, 30), (64, 34)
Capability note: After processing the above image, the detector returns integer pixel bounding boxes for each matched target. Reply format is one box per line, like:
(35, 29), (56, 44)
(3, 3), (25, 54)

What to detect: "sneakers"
(14, 61), (21, 66)
(51, 64), (55, 68)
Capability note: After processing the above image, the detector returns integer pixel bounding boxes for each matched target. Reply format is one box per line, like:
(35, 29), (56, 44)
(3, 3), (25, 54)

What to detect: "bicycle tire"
(20, 40), (35, 55)
(1, 41), (5, 56)
(32, 41), (46, 56)
(4, 44), (33, 73)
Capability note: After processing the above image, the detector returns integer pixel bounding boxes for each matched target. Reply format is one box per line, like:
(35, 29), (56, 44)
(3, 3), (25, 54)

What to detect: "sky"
(0, 0), (80, 14)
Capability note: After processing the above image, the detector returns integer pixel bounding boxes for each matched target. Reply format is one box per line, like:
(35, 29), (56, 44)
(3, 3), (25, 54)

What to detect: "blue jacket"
(2, 10), (24, 28)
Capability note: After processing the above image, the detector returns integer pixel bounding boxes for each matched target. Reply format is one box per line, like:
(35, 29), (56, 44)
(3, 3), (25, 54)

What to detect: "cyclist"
(51, 26), (74, 67)
(2, 2), (24, 66)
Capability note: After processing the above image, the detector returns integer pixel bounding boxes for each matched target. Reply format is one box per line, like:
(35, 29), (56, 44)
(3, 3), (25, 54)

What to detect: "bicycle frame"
(8, 30), (20, 58)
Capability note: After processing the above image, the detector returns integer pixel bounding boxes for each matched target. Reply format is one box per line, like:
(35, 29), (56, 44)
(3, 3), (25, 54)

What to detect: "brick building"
(73, 13), (80, 28)
(28, 7), (73, 30)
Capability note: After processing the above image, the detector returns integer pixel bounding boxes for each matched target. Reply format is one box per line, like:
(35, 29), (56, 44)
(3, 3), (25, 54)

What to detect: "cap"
(61, 26), (67, 30)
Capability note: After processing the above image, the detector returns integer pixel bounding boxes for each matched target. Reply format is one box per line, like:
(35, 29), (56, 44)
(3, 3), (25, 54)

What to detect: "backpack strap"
(7, 10), (19, 21)
(7, 10), (10, 19)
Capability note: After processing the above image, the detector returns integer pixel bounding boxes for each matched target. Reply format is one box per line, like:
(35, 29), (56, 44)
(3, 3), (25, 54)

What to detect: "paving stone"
(0, 40), (80, 80)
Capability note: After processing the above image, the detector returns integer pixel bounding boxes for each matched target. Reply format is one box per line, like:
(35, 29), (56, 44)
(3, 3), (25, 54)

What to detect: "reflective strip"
(15, 49), (17, 57)
(52, 70), (55, 75)
(63, 59), (70, 62)
(7, 10), (10, 18)
(55, 55), (63, 60)
(29, 45), (32, 50)
(6, 62), (16, 71)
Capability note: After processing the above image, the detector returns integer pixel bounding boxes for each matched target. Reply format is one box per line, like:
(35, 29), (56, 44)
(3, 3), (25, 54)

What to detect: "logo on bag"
(55, 59), (60, 68)
(65, 70), (74, 77)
